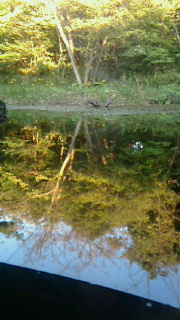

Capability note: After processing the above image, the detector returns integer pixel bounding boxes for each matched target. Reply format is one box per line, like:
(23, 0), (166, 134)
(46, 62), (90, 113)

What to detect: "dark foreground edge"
(0, 262), (179, 320)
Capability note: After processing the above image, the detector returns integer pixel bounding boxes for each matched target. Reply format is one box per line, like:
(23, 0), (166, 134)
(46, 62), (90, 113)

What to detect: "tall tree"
(36, 0), (112, 85)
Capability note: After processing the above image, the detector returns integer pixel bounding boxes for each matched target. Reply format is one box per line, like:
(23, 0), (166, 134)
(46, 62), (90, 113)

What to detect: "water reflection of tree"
(29, 118), (108, 204)
(0, 219), (23, 240)
(20, 218), (120, 274)
(1, 114), (180, 283)
(5, 214), (179, 307)
(125, 193), (180, 279)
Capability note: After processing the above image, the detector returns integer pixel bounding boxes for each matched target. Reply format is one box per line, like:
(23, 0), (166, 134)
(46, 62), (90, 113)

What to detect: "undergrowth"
(0, 72), (179, 107)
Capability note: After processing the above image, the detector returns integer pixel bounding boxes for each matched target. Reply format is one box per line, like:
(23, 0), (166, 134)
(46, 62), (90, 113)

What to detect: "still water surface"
(0, 112), (179, 308)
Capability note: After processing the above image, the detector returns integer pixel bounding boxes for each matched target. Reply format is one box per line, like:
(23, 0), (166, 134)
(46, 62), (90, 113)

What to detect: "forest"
(0, 0), (180, 107)
(0, 1), (180, 308)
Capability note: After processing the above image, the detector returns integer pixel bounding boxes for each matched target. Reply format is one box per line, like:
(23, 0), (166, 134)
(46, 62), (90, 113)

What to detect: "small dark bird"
(89, 98), (112, 108)
(89, 100), (101, 107)
(104, 99), (112, 108)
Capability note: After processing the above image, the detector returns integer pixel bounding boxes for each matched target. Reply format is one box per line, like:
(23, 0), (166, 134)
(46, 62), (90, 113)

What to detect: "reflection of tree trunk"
(51, 119), (82, 201)
(31, 120), (82, 200)
(92, 37), (108, 84)
(92, 121), (107, 165)
(167, 137), (179, 173)
(68, 148), (75, 172)
(83, 120), (95, 154)
(60, 142), (65, 162)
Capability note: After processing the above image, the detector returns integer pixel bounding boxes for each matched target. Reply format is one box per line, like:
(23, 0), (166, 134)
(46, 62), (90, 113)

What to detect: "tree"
(105, 0), (180, 74)
(35, 0), (113, 85)
(0, 0), (59, 74)
(0, 0), (179, 81)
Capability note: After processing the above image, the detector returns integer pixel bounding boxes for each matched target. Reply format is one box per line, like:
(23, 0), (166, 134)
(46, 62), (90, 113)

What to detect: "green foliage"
(1, 72), (180, 108)
(0, 0), (179, 79)
(144, 69), (180, 86)
(0, 0), (180, 103)
(149, 84), (180, 105)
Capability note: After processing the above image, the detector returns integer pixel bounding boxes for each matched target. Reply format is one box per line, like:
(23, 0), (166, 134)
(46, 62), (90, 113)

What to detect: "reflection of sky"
(0, 214), (179, 309)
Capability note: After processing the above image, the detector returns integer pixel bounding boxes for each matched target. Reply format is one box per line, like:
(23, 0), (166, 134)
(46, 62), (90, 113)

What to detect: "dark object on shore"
(0, 100), (6, 112)
(89, 100), (101, 107)
(0, 100), (7, 123)
(104, 99), (112, 108)
(0, 262), (179, 320)
(89, 99), (112, 108)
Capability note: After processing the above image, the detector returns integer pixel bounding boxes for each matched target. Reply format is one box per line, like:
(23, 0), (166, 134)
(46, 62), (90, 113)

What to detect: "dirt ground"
(7, 103), (180, 118)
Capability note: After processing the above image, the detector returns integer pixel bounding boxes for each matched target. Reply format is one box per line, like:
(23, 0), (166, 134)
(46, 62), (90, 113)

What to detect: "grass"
(0, 73), (180, 108)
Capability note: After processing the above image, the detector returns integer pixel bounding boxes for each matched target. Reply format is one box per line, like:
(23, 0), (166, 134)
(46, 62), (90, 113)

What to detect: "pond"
(0, 110), (179, 308)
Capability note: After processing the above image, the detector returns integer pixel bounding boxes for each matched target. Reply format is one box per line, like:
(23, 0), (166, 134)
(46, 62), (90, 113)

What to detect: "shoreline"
(7, 104), (180, 117)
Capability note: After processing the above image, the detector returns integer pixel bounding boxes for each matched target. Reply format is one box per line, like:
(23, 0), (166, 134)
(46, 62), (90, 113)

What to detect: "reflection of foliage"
(0, 112), (179, 275)
(0, 220), (15, 236)
(0, 218), (23, 240)
(126, 190), (180, 279)
(173, 202), (180, 232)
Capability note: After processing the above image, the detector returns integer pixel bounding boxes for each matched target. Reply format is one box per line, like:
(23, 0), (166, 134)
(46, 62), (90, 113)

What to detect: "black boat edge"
(0, 262), (179, 320)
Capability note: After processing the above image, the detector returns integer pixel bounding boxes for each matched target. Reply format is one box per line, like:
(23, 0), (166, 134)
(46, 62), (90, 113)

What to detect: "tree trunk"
(92, 37), (108, 84)
(83, 39), (99, 85)
(173, 23), (180, 46)
(46, 0), (83, 86)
